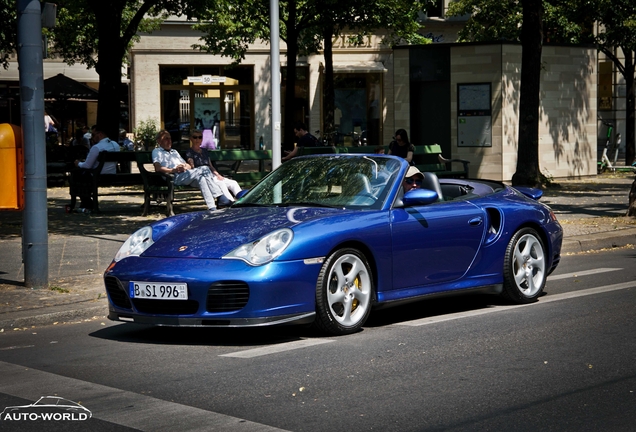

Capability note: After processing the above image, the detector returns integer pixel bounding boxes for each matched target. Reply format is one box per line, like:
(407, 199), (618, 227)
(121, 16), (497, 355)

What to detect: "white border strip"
(220, 338), (335, 359)
(548, 268), (622, 280)
(0, 361), (288, 431)
(396, 281), (636, 327)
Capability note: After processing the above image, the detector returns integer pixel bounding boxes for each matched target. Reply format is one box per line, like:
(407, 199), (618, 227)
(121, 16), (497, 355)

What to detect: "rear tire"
(314, 248), (373, 335)
(502, 228), (546, 304)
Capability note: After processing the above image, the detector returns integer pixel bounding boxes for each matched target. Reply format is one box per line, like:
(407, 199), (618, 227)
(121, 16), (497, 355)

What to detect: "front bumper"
(104, 256), (322, 327)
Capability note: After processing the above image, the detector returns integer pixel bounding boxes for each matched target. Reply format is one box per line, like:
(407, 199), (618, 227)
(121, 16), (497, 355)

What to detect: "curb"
(560, 228), (636, 254)
(0, 303), (108, 330)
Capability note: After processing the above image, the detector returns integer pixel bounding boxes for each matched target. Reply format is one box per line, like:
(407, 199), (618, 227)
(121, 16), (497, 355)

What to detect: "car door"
(390, 200), (486, 290)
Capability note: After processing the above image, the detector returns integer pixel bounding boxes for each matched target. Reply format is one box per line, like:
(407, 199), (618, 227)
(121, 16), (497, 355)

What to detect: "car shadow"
(89, 321), (323, 347)
(89, 293), (518, 346)
(364, 294), (510, 328)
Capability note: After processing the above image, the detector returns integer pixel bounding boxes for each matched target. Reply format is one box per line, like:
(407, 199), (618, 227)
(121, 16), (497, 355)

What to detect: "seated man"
(69, 125), (120, 211)
(185, 129), (242, 203)
(152, 130), (230, 210)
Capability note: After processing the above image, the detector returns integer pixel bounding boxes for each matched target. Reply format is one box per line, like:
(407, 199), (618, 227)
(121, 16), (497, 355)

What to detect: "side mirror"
(402, 188), (438, 206)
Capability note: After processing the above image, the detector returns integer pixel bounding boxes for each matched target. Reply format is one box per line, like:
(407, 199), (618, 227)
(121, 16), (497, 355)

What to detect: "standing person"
(44, 111), (57, 133)
(69, 125), (120, 211)
(388, 129), (415, 164)
(152, 129), (230, 210)
(196, 109), (219, 150)
(282, 122), (318, 162)
(185, 129), (242, 203)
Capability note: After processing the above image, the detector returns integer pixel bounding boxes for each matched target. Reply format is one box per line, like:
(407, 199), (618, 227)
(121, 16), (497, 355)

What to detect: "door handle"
(468, 217), (483, 226)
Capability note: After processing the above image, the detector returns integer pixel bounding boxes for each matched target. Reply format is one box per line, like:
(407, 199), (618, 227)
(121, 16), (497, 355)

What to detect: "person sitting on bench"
(152, 130), (231, 211)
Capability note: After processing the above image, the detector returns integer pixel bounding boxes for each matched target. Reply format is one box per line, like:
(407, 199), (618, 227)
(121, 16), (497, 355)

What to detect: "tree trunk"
(624, 49), (635, 166)
(512, 0), (543, 187)
(92, 3), (125, 141)
(322, 24), (335, 144)
(628, 178), (636, 216)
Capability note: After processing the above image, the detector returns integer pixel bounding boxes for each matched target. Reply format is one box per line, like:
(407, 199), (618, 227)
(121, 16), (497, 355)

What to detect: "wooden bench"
(411, 144), (470, 178)
(303, 144), (469, 178)
(298, 146), (337, 156)
(205, 149), (272, 186)
(135, 151), (202, 217)
(89, 151), (141, 213)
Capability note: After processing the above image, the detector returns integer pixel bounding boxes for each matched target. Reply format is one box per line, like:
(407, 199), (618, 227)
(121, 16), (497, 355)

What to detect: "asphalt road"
(1, 247), (635, 432)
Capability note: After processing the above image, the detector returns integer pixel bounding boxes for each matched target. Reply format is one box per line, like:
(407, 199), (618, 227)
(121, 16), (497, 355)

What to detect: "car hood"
(143, 206), (347, 259)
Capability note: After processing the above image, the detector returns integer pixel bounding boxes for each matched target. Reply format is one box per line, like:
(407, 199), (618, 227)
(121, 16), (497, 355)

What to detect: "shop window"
(224, 67), (254, 85)
(192, 66), (222, 77)
(426, 0), (443, 18)
(160, 66), (254, 150)
(333, 73), (382, 147)
(160, 67), (189, 85)
(281, 66), (310, 133)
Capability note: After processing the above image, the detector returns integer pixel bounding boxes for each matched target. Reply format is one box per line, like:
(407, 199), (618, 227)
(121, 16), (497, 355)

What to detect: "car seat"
(420, 172), (444, 201)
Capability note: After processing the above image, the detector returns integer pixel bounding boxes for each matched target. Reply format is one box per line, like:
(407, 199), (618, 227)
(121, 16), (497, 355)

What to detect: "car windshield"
(235, 155), (402, 210)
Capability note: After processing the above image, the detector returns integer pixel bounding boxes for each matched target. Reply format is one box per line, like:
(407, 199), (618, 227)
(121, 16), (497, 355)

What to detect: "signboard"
(457, 83), (492, 147)
(187, 75), (227, 84)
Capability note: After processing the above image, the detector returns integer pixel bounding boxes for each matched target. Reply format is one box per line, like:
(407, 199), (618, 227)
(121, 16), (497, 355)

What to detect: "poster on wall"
(194, 97), (220, 149)
(457, 83), (492, 147)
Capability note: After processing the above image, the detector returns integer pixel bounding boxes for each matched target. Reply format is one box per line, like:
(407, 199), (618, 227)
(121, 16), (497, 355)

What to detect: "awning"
(321, 61), (387, 73)
(44, 74), (99, 102)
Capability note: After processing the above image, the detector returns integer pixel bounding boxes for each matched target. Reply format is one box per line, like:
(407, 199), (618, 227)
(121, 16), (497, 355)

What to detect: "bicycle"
(598, 119), (621, 173)
(315, 130), (341, 146)
(350, 129), (367, 147)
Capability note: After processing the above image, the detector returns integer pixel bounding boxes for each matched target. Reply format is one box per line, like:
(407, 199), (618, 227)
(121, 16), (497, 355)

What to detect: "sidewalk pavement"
(1, 174), (635, 330)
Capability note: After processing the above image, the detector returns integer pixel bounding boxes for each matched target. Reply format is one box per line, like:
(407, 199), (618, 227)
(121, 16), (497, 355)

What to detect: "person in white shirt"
(69, 126), (120, 211)
(152, 130), (230, 211)
(75, 127), (120, 174)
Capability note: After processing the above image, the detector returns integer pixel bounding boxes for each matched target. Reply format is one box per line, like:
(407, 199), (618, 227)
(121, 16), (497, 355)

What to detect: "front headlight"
(114, 226), (155, 262)
(224, 228), (293, 266)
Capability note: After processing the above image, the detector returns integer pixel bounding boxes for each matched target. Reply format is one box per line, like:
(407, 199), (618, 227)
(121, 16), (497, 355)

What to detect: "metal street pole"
(17, 0), (49, 288)
(270, 0), (282, 169)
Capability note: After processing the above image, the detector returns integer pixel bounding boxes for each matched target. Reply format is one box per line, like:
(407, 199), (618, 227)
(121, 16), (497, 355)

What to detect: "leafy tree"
(448, 0), (636, 176)
(312, 0), (429, 142)
(0, 1), (17, 70)
(195, 0), (428, 151)
(47, 0), (212, 140)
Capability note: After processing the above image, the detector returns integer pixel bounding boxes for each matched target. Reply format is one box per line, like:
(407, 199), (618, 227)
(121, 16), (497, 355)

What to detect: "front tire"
(314, 248), (373, 335)
(502, 228), (546, 303)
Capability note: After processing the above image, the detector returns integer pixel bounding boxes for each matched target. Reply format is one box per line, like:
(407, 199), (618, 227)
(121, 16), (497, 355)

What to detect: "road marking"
(548, 267), (622, 280)
(220, 338), (335, 358)
(0, 361), (289, 431)
(396, 281), (636, 327)
(0, 345), (34, 351)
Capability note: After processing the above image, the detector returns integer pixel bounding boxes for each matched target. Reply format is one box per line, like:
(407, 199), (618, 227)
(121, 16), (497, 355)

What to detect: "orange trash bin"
(0, 124), (24, 210)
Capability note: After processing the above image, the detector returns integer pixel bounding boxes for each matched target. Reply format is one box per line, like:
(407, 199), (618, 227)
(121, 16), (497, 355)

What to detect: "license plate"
(129, 281), (188, 300)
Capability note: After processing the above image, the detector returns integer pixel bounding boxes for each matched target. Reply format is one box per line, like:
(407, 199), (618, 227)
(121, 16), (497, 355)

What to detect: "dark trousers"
(69, 169), (94, 210)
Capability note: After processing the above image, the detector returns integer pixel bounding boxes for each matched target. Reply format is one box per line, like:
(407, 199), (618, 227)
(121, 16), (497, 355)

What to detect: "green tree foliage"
(48, 0), (215, 140)
(1, 1), (213, 139)
(0, 1), (17, 70)
(194, 0), (428, 150)
(448, 0), (636, 172)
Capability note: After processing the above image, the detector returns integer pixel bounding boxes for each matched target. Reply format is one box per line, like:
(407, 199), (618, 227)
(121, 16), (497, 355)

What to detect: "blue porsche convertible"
(104, 154), (562, 335)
